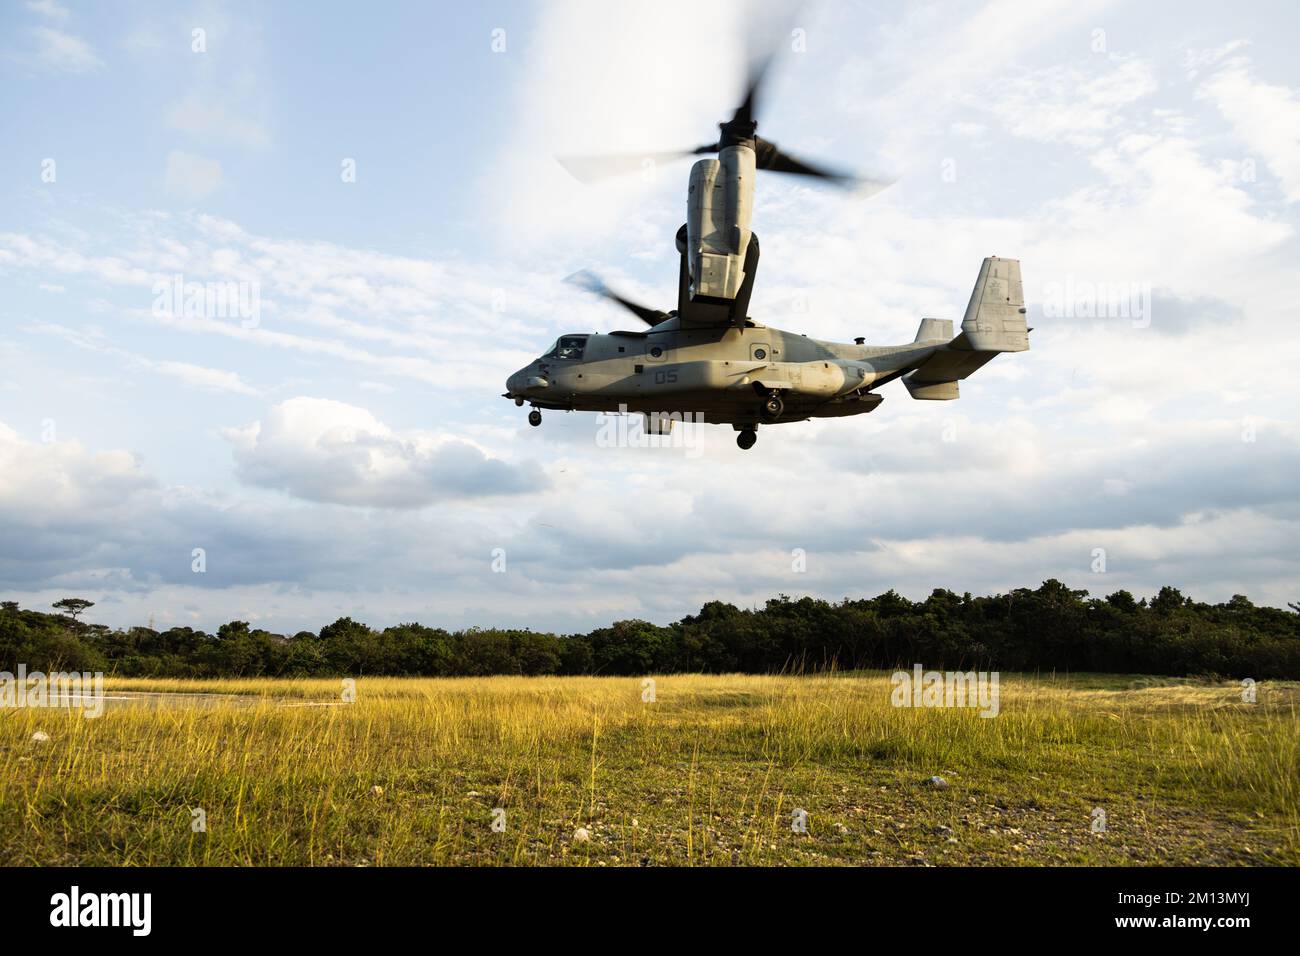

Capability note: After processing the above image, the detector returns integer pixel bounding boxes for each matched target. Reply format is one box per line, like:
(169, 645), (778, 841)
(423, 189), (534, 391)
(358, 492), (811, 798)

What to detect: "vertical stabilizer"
(914, 318), (953, 342)
(958, 256), (1027, 352)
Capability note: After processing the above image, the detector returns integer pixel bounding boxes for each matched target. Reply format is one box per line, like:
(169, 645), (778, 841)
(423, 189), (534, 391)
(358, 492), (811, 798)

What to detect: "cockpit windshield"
(544, 335), (589, 361)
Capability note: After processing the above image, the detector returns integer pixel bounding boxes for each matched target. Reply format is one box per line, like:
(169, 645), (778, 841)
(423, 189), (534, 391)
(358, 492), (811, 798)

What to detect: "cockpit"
(543, 334), (589, 361)
(505, 333), (594, 403)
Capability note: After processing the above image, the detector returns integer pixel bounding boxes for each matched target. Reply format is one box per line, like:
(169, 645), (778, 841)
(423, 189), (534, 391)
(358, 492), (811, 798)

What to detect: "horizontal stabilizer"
(906, 347), (998, 384)
(903, 373), (959, 400)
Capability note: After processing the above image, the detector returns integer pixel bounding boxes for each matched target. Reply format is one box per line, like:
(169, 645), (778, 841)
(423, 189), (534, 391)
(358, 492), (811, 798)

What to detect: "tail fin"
(957, 256), (1027, 352)
(902, 256), (1028, 400)
(913, 318), (952, 343)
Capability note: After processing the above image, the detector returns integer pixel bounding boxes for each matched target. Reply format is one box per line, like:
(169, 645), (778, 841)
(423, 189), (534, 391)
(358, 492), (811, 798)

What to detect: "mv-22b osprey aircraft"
(504, 57), (1029, 450)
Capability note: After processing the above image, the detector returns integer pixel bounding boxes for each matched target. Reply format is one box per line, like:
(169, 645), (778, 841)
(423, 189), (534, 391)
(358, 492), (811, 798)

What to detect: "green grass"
(1, 672), (1296, 866)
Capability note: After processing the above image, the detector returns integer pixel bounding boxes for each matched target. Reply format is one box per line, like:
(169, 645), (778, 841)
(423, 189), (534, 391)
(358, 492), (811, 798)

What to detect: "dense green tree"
(52, 598), (94, 621)
(1106, 590), (1139, 613)
(1, 582), (1297, 679)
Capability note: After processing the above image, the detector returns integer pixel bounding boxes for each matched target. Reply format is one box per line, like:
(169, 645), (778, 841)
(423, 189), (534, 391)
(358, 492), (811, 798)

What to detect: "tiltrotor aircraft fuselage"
(505, 55), (1028, 449)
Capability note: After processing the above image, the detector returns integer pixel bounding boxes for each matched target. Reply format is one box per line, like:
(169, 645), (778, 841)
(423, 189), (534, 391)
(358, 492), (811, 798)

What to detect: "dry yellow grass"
(1, 672), (1295, 865)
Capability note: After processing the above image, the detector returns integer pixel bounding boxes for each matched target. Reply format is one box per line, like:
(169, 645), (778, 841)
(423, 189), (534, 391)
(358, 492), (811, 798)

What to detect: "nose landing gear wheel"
(527, 409), (542, 427)
(761, 395), (784, 421)
(737, 429), (757, 450)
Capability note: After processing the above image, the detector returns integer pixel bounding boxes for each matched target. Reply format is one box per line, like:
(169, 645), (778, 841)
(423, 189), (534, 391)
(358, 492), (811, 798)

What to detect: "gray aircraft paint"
(507, 256), (1028, 436)
(520, 123), (1028, 447)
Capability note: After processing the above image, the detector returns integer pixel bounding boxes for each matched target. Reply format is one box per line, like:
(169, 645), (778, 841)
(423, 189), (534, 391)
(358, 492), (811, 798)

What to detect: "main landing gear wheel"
(528, 409), (542, 427)
(761, 395), (784, 421)
(737, 429), (757, 450)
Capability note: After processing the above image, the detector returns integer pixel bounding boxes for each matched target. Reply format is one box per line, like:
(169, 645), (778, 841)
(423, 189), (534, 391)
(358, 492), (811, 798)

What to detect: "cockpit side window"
(544, 335), (589, 361)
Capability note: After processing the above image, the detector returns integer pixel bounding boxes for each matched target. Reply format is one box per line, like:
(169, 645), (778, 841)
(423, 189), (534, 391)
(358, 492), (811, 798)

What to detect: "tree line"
(3, 580), (1298, 680)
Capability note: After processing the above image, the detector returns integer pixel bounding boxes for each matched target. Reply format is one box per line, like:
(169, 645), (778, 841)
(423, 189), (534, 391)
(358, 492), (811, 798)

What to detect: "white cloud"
(0, 213), (578, 390)
(1197, 55), (1300, 202)
(25, 0), (69, 22)
(164, 149), (224, 201)
(152, 360), (259, 396)
(26, 322), (262, 397)
(0, 423), (152, 526)
(830, 0), (1118, 146)
(983, 58), (1159, 147)
(480, 0), (753, 246)
(28, 25), (102, 73)
(223, 398), (542, 507)
(1183, 39), (1249, 80)
(1032, 131), (1292, 295)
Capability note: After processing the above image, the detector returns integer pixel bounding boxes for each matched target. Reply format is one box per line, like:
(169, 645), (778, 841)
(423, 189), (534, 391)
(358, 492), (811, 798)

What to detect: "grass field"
(2, 672), (1296, 866)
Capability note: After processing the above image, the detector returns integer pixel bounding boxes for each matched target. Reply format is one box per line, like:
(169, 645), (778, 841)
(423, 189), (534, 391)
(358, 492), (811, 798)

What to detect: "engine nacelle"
(686, 145), (755, 301)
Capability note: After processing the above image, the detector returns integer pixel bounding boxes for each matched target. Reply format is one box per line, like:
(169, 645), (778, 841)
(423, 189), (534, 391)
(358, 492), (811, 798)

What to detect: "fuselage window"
(545, 335), (589, 361)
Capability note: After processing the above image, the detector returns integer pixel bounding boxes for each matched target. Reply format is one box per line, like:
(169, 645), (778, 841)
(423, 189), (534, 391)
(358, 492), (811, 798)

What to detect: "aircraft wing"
(674, 230), (760, 328)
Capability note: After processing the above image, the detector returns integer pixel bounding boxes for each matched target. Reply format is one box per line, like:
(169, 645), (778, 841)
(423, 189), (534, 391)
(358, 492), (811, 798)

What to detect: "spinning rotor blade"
(754, 137), (849, 182)
(753, 137), (888, 190)
(565, 270), (669, 326)
(556, 148), (711, 184)
(731, 51), (774, 128)
(557, 7), (885, 192)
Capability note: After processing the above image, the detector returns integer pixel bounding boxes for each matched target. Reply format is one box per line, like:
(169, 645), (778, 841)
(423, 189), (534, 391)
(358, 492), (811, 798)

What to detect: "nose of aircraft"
(507, 362), (551, 399)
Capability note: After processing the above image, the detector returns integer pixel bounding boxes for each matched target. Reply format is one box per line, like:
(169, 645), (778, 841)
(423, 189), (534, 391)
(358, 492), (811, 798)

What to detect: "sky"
(1, 0), (1298, 635)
